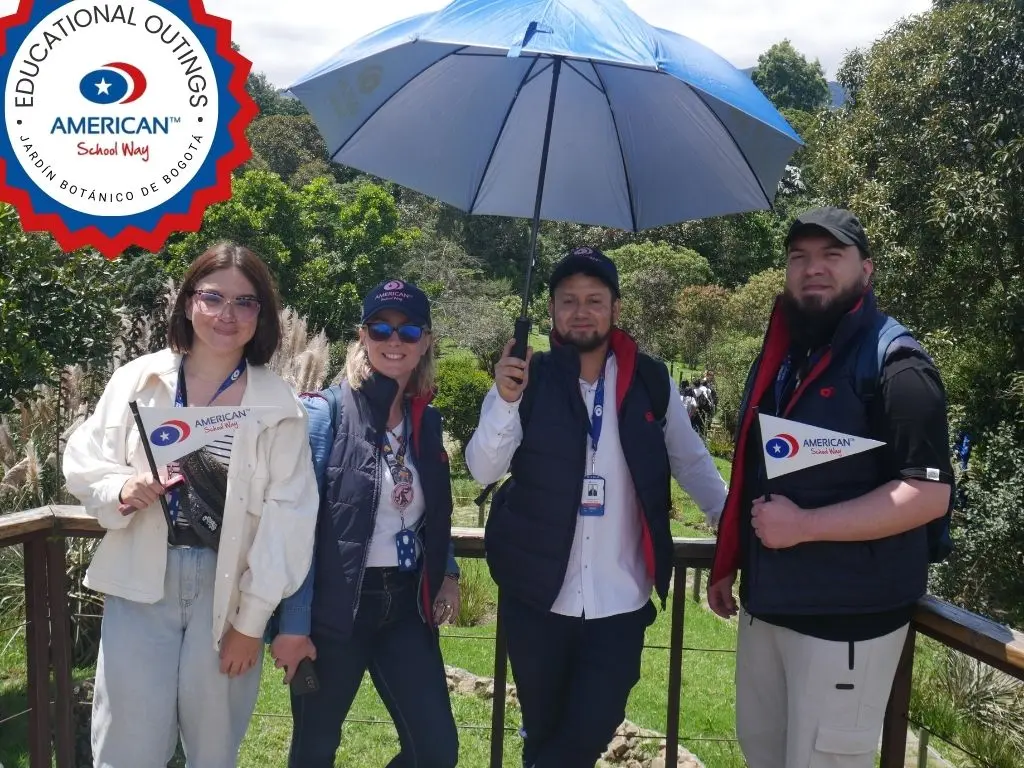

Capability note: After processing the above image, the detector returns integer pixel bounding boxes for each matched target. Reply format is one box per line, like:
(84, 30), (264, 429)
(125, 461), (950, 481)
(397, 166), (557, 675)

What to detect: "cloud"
(0, 0), (932, 86)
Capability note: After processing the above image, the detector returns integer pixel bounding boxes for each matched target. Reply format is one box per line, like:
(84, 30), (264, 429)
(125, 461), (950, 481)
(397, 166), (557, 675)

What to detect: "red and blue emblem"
(151, 418), (191, 447)
(765, 433), (799, 459)
(0, 0), (257, 258)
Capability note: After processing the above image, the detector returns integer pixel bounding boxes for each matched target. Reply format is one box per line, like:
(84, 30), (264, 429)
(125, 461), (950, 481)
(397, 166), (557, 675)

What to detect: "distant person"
(708, 208), (954, 768)
(467, 247), (727, 768)
(681, 386), (698, 421)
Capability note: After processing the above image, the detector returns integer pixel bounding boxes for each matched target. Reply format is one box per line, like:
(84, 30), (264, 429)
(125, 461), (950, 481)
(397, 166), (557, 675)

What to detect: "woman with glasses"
(64, 242), (318, 767)
(271, 279), (460, 768)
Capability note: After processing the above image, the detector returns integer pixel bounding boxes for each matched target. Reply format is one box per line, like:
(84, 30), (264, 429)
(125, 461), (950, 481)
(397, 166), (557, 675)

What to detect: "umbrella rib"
(467, 55), (542, 215)
(328, 43), (471, 163)
(591, 62), (639, 234)
(687, 87), (774, 210)
(521, 58), (553, 87)
(564, 59), (602, 93)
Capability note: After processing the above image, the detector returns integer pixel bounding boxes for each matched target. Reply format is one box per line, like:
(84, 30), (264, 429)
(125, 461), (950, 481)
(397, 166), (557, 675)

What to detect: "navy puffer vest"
(485, 330), (674, 612)
(311, 375), (453, 640)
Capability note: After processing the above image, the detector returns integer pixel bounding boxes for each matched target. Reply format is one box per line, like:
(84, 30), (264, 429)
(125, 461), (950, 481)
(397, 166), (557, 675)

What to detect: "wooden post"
(665, 565), (687, 766)
(47, 536), (74, 768)
(880, 626), (917, 768)
(24, 536), (52, 768)
(490, 593), (508, 768)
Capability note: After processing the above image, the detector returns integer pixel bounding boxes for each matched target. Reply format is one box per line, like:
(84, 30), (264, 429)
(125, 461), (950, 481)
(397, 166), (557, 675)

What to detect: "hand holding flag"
(753, 414), (886, 548)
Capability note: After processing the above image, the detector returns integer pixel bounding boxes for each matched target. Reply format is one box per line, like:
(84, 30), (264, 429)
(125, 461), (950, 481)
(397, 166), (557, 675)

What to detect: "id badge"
(580, 475), (606, 516)
(395, 528), (418, 572)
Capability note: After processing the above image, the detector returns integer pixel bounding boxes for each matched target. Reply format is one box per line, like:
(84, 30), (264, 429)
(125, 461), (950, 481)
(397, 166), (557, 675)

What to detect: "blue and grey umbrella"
(289, 0), (801, 354)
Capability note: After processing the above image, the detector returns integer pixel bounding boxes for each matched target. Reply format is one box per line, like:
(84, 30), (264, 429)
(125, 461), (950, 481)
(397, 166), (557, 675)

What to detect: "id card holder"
(580, 475), (606, 516)
(395, 528), (418, 571)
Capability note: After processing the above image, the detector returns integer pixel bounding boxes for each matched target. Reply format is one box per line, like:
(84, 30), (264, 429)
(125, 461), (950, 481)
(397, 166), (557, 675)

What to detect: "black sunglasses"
(365, 321), (425, 344)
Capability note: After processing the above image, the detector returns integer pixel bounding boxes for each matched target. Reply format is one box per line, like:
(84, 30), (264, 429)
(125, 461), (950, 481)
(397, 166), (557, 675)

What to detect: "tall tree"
(751, 40), (831, 112)
(810, 0), (1024, 434)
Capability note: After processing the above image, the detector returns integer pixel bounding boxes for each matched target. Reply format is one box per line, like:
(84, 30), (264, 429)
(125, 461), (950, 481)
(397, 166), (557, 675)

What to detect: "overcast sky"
(0, 0), (933, 88)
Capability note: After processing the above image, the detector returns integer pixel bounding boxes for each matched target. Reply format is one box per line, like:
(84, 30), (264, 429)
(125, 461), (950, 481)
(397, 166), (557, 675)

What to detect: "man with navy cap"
(708, 208), (954, 768)
(466, 246), (727, 768)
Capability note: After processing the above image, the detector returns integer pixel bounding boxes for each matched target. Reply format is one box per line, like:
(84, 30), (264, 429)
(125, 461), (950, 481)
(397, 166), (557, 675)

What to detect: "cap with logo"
(548, 246), (620, 297)
(361, 279), (431, 328)
(785, 207), (871, 258)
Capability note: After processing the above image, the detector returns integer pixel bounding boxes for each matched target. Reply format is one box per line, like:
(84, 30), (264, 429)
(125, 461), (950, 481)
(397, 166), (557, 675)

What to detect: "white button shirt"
(466, 353), (727, 619)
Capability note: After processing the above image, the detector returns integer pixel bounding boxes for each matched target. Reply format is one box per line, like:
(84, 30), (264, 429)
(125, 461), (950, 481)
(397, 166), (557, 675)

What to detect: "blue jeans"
(288, 567), (458, 768)
(92, 546), (261, 768)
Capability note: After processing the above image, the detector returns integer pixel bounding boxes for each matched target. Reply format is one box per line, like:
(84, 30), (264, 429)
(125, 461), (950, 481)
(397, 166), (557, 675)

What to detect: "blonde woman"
(271, 279), (460, 768)
(63, 243), (318, 767)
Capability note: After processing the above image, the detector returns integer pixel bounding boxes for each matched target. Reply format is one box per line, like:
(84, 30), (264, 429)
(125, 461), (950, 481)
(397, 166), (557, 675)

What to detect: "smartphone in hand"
(289, 657), (319, 696)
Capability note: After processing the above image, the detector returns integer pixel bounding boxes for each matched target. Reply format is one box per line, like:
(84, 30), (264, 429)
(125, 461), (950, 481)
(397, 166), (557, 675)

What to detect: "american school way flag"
(136, 406), (285, 466)
(758, 414), (885, 480)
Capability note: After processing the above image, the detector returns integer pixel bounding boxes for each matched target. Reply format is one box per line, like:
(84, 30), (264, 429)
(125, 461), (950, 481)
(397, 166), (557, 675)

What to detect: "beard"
(559, 327), (611, 353)
(781, 282), (866, 349)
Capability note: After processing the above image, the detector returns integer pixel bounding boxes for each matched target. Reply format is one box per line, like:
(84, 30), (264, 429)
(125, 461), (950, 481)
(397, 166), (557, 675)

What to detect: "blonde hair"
(343, 333), (436, 397)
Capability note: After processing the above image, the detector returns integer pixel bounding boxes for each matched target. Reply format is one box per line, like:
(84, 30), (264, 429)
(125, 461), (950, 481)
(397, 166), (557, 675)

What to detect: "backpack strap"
(855, 315), (928, 404)
(301, 384), (343, 495)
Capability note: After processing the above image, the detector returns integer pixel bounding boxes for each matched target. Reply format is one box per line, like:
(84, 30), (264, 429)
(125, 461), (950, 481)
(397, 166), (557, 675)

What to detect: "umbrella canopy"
(289, 0), (802, 233)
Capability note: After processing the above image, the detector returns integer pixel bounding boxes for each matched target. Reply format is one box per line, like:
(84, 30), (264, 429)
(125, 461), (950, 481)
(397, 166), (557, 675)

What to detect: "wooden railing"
(2, 505), (1022, 767)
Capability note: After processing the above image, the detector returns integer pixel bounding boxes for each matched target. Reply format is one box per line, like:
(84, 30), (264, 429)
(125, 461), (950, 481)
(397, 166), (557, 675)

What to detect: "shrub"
(434, 354), (492, 455)
(453, 558), (495, 627)
(930, 420), (1024, 627)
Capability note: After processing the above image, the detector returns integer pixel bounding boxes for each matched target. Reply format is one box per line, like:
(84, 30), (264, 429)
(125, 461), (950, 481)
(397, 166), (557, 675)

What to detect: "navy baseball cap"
(548, 246), (620, 297)
(786, 207), (871, 258)
(361, 279), (431, 328)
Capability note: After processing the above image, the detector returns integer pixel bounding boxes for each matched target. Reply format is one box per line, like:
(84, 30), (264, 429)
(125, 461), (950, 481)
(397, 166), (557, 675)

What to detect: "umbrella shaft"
(520, 56), (563, 318)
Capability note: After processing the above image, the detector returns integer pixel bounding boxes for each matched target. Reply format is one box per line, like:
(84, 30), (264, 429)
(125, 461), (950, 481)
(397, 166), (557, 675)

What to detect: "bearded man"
(708, 208), (954, 768)
(466, 247), (727, 768)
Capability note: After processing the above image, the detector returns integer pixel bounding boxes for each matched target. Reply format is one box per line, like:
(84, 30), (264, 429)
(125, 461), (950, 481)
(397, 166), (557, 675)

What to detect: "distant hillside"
(741, 67), (846, 108)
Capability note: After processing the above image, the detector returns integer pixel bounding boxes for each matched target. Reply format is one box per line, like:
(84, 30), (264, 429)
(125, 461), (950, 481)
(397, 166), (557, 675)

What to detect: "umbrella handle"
(511, 317), (532, 362)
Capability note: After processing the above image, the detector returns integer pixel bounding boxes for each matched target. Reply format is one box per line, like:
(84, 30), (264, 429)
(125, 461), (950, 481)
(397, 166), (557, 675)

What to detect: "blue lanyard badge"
(580, 352), (611, 517)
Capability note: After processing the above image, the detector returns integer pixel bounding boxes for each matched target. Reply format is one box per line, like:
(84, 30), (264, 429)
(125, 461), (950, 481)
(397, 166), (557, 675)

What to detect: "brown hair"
(167, 242), (282, 365)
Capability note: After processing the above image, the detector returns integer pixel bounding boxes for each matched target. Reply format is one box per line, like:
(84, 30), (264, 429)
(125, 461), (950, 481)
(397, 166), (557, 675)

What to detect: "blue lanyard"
(587, 352), (612, 455)
(175, 358), (247, 407)
(168, 358), (245, 523)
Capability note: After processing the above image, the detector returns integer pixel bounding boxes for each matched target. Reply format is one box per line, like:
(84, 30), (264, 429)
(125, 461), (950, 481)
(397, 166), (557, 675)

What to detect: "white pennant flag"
(758, 414), (885, 480)
(136, 405), (285, 466)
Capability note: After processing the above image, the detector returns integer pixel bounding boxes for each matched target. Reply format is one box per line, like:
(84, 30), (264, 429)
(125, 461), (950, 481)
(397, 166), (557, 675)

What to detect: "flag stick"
(129, 400), (177, 543)
(754, 408), (773, 501)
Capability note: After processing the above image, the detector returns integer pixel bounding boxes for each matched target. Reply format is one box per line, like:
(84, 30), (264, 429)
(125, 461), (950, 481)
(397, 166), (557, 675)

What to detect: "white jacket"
(63, 349), (318, 648)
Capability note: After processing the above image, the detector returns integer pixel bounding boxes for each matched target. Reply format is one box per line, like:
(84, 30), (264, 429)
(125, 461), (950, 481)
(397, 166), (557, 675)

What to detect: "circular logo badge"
(766, 434), (799, 459)
(383, 279), (405, 291)
(0, 0), (257, 257)
(151, 418), (191, 446)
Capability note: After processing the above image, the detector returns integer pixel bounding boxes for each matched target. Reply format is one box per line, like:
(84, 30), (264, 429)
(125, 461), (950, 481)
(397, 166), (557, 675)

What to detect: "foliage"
(245, 115), (332, 187)
(931, 421), (1024, 626)
(677, 284), (730, 369)
(246, 71), (307, 118)
(0, 206), (120, 412)
(912, 643), (1024, 768)
(809, 0), (1024, 436)
(434, 354), (493, 455)
(751, 40), (831, 112)
(609, 241), (712, 361)
(452, 558), (495, 627)
(721, 267), (785, 337)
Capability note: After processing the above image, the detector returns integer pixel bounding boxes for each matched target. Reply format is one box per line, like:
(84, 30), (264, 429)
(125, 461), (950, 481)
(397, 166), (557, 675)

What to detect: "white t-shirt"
(366, 421), (427, 567)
